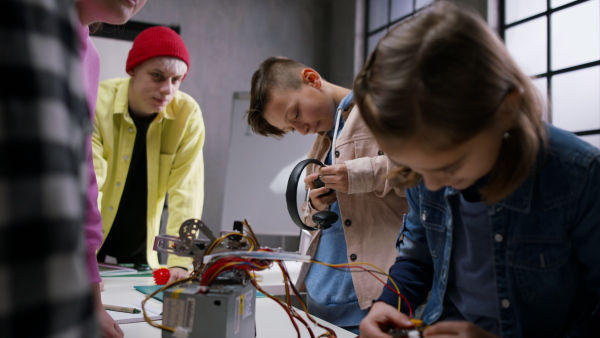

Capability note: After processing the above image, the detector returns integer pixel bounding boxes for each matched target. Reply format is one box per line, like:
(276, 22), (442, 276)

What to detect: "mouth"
(450, 180), (465, 189)
(153, 98), (168, 105)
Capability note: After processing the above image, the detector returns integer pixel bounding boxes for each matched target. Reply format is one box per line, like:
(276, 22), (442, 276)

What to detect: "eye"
(443, 165), (459, 175)
(151, 73), (162, 80)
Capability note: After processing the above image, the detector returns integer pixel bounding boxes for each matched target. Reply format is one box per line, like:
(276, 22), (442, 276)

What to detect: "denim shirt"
(380, 124), (600, 337)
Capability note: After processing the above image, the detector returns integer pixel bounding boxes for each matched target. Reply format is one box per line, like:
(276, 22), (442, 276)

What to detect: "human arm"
(85, 144), (104, 284)
(345, 154), (404, 197)
(361, 185), (433, 336)
(91, 113), (108, 207)
(377, 186), (433, 310)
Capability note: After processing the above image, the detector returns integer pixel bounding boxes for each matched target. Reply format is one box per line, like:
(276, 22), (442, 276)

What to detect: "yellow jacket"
(92, 78), (205, 269)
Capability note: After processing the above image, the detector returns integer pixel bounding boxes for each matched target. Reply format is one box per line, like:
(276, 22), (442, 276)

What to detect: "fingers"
(318, 164), (349, 193)
(304, 173), (320, 186)
(114, 322), (124, 336)
(308, 188), (336, 211)
(99, 309), (124, 338)
(319, 164), (342, 175)
(105, 321), (124, 338)
(359, 319), (395, 338)
(167, 267), (190, 284)
(309, 186), (333, 199)
(359, 302), (414, 338)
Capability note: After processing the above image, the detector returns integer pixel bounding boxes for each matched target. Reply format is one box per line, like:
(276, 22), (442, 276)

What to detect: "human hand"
(304, 173), (337, 211)
(91, 282), (124, 338)
(98, 307), (124, 338)
(167, 267), (190, 284)
(319, 164), (349, 193)
(423, 321), (499, 338)
(359, 301), (414, 338)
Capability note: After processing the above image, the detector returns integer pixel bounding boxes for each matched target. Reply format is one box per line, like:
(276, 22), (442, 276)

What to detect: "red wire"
(326, 264), (413, 319)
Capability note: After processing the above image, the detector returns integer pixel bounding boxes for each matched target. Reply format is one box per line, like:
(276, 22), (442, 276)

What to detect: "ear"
(497, 88), (522, 129)
(301, 68), (322, 89)
(127, 69), (135, 77)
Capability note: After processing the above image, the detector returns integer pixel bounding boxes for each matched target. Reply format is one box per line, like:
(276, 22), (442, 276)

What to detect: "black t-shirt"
(98, 112), (157, 263)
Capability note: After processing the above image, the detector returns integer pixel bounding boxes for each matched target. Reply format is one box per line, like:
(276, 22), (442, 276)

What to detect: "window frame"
(500, 0), (600, 138)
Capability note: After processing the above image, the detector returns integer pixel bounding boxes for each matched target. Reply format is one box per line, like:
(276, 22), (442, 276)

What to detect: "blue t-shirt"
(443, 189), (500, 335)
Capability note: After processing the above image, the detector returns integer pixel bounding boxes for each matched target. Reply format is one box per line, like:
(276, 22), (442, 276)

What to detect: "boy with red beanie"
(93, 26), (205, 283)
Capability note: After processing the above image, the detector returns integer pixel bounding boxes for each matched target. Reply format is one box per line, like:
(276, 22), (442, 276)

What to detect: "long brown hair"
(354, 0), (546, 202)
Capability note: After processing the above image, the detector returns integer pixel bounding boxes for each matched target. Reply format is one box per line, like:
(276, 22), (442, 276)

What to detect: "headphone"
(286, 159), (339, 231)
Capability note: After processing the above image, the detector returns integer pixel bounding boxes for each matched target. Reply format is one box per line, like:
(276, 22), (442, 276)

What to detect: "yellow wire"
(141, 271), (199, 332)
(310, 259), (403, 313)
(204, 232), (257, 256)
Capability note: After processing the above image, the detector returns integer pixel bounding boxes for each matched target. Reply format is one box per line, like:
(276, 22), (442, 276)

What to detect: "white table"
(101, 273), (356, 338)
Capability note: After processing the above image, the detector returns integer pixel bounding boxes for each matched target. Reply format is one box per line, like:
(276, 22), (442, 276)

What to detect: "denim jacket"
(380, 125), (600, 337)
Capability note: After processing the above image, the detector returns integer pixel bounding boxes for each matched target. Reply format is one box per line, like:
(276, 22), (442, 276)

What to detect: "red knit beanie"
(126, 26), (190, 74)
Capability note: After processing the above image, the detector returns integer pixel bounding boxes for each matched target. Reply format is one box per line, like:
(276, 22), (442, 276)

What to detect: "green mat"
(134, 285), (164, 301)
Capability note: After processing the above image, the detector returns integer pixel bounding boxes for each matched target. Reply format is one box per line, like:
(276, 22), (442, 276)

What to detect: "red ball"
(153, 268), (170, 285)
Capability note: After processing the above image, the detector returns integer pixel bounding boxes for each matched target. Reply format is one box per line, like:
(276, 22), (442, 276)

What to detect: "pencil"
(103, 304), (141, 314)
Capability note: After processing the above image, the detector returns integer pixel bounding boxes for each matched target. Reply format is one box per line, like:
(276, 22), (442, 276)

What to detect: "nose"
(159, 81), (174, 96)
(422, 172), (447, 192)
(291, 121), (309, 135)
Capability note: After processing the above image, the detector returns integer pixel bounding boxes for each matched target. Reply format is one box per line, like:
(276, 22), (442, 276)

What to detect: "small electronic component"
(387, 319), (427, 338)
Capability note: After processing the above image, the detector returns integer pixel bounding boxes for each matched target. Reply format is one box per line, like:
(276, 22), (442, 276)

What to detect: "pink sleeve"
(84, 141), (103, 284)
(78, 24), (104, 284)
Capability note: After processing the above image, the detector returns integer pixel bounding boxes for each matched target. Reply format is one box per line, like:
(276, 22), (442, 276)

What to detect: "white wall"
(221, 94), (317, 235)
(90, 36), (131, 81)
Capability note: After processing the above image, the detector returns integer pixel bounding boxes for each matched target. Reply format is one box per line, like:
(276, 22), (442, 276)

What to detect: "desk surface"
(102, 272), (356, 337)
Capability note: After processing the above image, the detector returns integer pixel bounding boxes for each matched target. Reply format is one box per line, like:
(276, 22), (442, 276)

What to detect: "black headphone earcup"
(312, 211), (338, 230)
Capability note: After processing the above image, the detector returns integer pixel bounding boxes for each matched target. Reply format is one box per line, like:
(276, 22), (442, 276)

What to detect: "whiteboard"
(221, 93), (318, 236)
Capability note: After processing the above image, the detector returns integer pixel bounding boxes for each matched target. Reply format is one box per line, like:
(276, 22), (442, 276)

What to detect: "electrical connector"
(172, 326), (190, 338)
